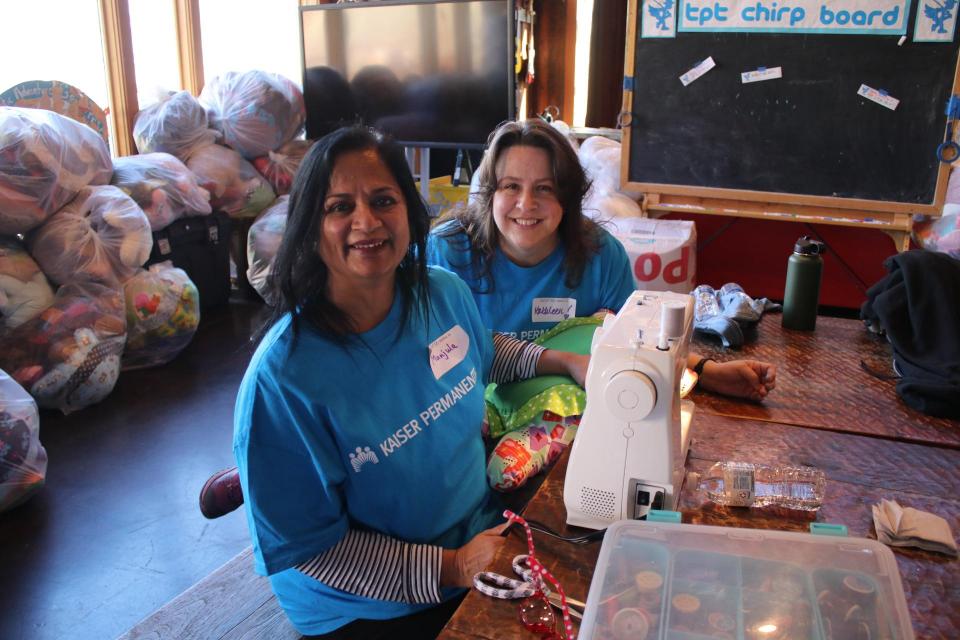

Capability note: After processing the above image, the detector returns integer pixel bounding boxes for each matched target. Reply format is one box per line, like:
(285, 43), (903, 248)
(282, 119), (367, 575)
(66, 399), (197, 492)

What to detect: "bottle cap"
(793, 236), (826, 256)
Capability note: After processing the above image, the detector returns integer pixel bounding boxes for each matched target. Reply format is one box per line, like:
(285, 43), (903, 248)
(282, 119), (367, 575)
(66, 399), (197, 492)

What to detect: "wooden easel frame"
(620, 0), (960, 252)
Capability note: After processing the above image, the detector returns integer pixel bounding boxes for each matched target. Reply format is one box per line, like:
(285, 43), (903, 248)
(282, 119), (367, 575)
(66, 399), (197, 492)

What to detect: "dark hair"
(261, 125), (431, 344)
(437, 118), (599, 291)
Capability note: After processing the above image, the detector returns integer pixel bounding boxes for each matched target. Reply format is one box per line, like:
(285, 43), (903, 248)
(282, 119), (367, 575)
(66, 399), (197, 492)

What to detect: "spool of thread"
(612, 607), (650, 640)
(842, 574), (877, 607)
(661, 302), (686, 338)
(671, 593), (701, 628)
(634, 571), (663, 608)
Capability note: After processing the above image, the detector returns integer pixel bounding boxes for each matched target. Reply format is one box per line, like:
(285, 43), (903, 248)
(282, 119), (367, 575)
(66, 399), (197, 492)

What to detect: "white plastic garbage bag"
(0, 106), (112, 235)
(0, 368), (47, 512)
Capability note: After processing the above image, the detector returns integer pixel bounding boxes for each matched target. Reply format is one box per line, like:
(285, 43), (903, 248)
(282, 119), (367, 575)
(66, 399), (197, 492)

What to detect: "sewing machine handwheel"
(604, 371), (657, 422)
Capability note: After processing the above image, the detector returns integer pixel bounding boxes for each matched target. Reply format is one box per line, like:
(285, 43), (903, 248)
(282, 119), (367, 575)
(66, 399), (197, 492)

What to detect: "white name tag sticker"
(679, 56), (716, 86)
(429, 325), (470, 380)
(531, 298), (577, 323)
(857, 84), (899, 111)
(741, 66), (782, 84)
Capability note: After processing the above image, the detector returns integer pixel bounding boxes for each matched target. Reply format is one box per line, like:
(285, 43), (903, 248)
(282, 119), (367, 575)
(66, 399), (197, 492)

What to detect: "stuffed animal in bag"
(200, 70), (305, 159)
(0, 281), (125, 414)
(0, 236), (55, 331)
(0, 369), (47, 512)
(28, 185), (153, 286)
(252, 139), (313, 195)
(111, 152), (212, 230)
(132, 91), (219, 160)
(121, 262), (200, 370)
(0, 106), (112, 235)
(913, 213), (960, 259)
(246, 196), (288, 303)
(187, 143), (275, 218)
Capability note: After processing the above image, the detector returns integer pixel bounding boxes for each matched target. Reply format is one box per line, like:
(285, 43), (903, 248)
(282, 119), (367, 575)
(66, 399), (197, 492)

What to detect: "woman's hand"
(440, 523), (510, 588)
(698, 359), (777, 402)
(537, 350), (591, 388)
(564, 352), (590, 388)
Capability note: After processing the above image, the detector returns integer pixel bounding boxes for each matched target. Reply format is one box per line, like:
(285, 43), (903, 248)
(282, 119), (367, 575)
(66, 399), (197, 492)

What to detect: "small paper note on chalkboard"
(858, 84), (900, 111)
(741, 67), (783, 84)
(680, 57), (716, 86)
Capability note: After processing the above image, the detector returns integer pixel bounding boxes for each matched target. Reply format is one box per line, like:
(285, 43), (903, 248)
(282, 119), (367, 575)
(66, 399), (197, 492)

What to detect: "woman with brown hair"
(427, 118), (776, 399)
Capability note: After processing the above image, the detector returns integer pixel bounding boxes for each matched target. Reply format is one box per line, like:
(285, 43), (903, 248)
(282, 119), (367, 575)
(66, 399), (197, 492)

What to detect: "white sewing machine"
(564, 290), (695, 530)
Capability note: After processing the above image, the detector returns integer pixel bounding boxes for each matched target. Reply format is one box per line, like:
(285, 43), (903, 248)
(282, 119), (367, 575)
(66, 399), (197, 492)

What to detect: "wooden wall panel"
(525, 0), (577, 123)
(585, 0), (627, 128)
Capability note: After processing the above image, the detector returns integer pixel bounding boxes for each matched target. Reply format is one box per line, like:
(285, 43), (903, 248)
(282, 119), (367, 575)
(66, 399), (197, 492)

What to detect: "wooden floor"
(117, 548), (298, 640)
(0, 298), (266, 640)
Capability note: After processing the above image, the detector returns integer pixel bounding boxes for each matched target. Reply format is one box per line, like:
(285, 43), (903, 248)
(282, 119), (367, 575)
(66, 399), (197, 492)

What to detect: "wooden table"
(692, 316), (960, 448)
(440, 316), (960, 640)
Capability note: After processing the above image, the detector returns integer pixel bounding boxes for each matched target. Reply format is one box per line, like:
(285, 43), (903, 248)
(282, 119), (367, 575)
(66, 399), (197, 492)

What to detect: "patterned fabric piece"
(487, 411), (581, 492)
(485, 384), (584, 439)
(483, 316), (600, 438)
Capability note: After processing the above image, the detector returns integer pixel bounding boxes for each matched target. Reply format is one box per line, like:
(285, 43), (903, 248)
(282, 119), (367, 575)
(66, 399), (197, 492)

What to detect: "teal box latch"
(809, 522), (848, 537)
(647, 510), (682, 524)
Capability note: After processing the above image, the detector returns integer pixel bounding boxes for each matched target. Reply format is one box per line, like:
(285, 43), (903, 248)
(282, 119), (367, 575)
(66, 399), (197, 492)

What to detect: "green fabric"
(485, 316), (602, 438)
(533, 316), (603, 352)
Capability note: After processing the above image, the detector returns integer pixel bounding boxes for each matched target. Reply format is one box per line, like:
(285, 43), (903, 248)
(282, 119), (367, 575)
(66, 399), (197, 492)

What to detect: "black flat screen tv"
(299, 0), (513, 148)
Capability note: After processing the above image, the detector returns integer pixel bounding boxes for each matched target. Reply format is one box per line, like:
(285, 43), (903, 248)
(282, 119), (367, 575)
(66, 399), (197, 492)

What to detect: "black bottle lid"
(793, 236), (826, 256)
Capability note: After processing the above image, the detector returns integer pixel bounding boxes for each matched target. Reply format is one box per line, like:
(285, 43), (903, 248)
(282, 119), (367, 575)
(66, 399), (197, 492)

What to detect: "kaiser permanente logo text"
(374, 367), (478, 461)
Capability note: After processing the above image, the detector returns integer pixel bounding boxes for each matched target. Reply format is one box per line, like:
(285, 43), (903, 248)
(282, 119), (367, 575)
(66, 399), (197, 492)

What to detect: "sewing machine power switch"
(633, 482), (667, 520)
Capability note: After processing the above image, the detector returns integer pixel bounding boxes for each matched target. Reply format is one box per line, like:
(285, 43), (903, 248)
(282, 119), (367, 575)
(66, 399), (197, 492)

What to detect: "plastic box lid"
(579, 519), (913, 640)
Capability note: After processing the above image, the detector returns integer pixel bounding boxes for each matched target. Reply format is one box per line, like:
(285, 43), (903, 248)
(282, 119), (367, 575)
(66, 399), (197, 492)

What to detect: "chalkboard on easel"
(623, 0), (960, 215)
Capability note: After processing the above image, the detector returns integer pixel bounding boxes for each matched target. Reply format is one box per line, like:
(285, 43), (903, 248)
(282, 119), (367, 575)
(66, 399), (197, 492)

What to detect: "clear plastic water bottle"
(696, 461), (826, 511)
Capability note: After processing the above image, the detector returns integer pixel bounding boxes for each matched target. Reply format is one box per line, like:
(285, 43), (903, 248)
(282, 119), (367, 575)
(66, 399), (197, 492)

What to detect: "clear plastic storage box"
(580, 520), (913, 640)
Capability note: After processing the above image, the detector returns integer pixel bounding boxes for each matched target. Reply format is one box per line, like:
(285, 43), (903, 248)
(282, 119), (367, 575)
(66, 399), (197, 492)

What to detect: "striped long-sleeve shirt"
(295, 332), (545, 603)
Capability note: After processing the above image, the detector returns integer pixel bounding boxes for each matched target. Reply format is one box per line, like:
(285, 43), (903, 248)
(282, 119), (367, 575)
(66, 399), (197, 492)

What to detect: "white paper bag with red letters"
(606, 217), (696, 293)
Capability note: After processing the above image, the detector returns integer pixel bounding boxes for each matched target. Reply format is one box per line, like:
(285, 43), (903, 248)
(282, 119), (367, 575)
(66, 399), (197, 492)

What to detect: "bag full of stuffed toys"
(121, 262), (200, 370)
(132, 90), (219, 160)
(0, 106), (112, 235)
(578, 135), (645, 220)
(252, 139), (313, 196)
(0, 282), (126, 414)
(133, 86), (276, 220)
(111, 152), (212, 231)
(200, 70), (305, 159)
(0, 236), (55, 332)
(246, 195), (288, 303)
(28, 185), (153, 286)
(186, 142), (275, 218)
(0, 368), (47, 512)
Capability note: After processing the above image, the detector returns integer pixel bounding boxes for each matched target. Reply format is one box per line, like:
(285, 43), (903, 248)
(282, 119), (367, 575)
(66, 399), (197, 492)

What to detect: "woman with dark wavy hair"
(223, 125), (587, 638)
(264, 124), (431, 343)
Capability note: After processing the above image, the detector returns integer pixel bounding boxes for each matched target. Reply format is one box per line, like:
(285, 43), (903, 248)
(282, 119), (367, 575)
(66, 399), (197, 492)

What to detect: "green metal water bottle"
(782, 237), (825, 330)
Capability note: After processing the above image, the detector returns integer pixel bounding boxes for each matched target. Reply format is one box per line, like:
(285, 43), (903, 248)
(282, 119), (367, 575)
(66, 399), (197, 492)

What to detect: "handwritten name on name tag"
(429, 325), (470, 380)
(532, 298), (576, 323)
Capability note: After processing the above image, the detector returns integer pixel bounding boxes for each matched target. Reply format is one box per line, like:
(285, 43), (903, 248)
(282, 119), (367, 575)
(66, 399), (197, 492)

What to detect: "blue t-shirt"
(233, 268), (502, 635)
(426, 222), (635, 340)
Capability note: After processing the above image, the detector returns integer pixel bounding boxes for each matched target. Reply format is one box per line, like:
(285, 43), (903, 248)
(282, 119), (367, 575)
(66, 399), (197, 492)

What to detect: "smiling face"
(492, 145), (563, 266)
(317, 148), (410, 296)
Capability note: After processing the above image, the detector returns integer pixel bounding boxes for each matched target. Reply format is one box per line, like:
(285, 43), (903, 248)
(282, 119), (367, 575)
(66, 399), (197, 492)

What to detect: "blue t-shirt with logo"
(233, 267), (501, 635)
(426, 222), (635, 340)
